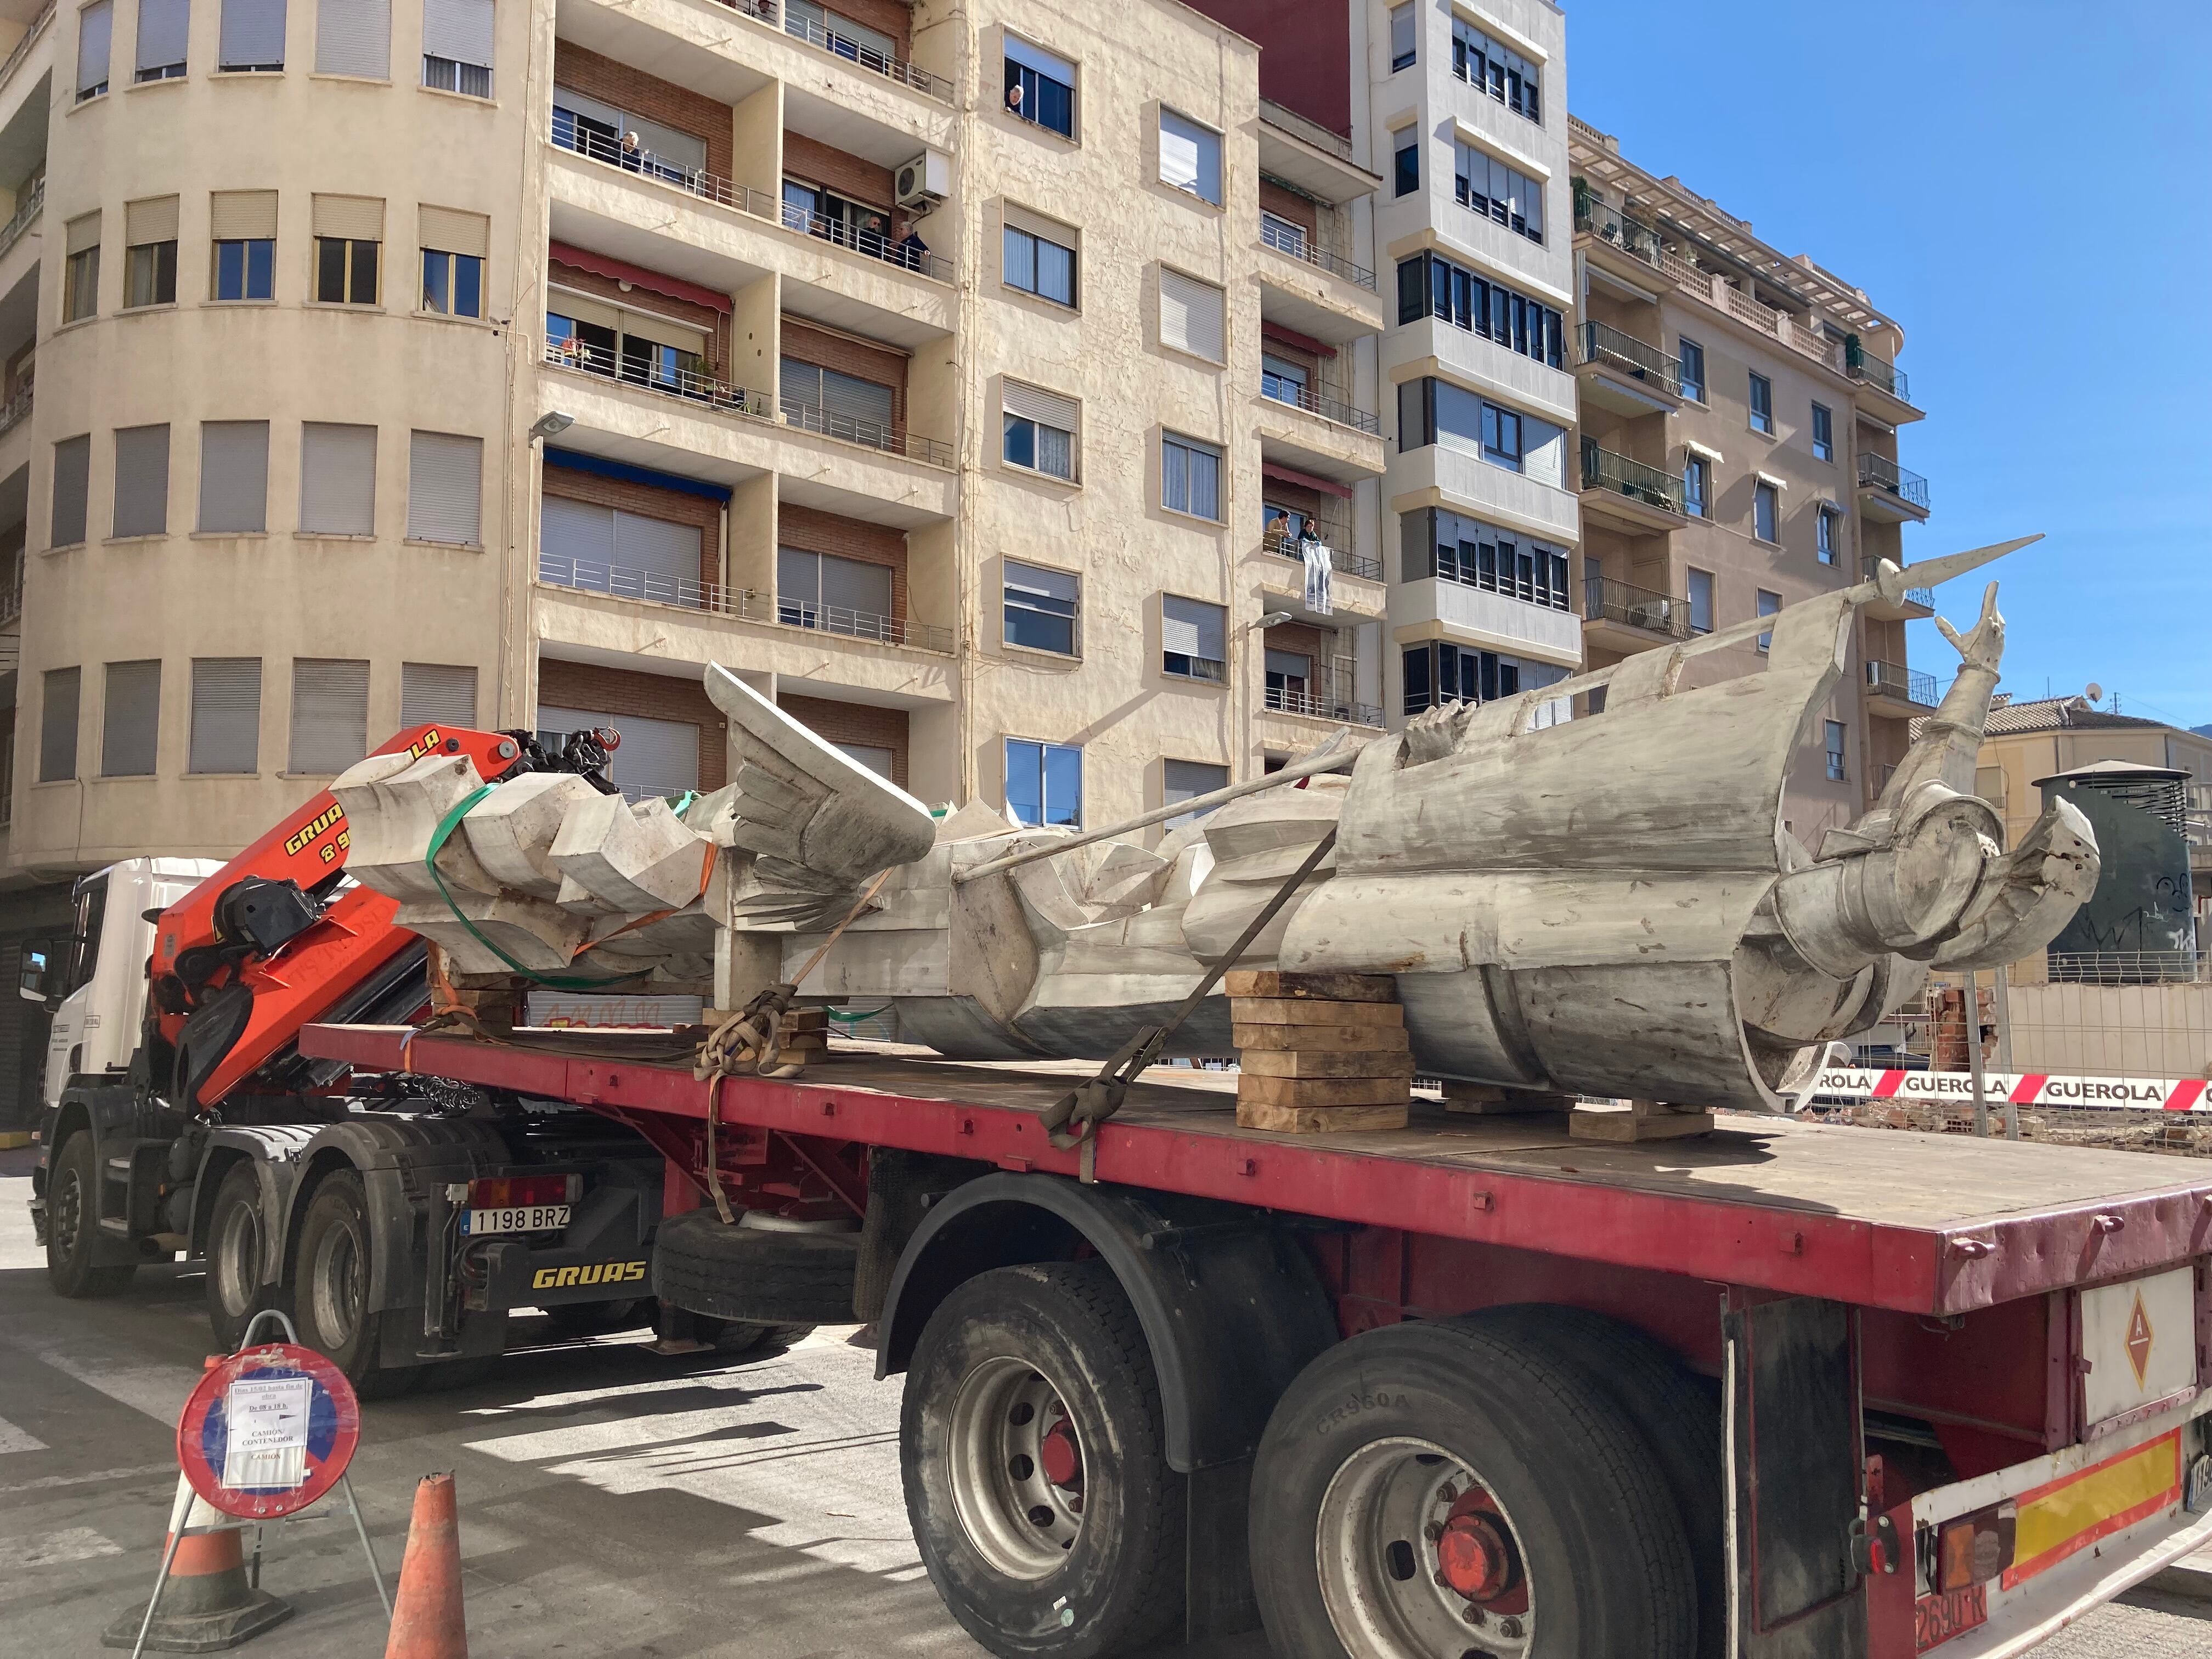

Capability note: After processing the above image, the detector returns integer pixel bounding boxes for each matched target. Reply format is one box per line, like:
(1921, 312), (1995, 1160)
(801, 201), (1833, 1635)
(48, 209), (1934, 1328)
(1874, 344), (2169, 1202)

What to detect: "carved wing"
(703, 664), (938, 928)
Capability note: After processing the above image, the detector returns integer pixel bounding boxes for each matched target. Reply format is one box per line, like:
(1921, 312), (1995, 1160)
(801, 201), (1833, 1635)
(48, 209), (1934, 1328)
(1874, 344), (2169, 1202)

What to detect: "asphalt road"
(0, 1147), (2203, 1659)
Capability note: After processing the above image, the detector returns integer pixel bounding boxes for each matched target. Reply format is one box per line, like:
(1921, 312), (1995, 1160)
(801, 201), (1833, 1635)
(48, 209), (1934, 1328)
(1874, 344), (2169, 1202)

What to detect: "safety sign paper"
(221, 1376), (314, 1489)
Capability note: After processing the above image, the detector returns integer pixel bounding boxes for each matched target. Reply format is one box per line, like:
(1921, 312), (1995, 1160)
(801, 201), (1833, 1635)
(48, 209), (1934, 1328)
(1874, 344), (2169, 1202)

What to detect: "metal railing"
(1583, 575), (1691, 640)
(1578, 320), (1681, 395)
(1262, 529), (1383, 583)
(537, 552), (954, 651)
(1857, 451), (1930, 510)
(1259, 216), (1377, 292)
(1579, 437), (1680, 514)
(1845, 338), (1911, 404)
(0, 563), (20, 625)
(1865, 658), (1937, 705)
(1266, 680), (1384, 727)
(0, 380), (31, 437)
(1572, 193), (1662, 268)
(770, 592), (954, 651)
(1260, 373), (1380, 436)
(1859, 555), (1933, 608)
(776, 4), (952, 103)
(778, 393), (953, 468)
(0, 176), (42, 263)
(543, 336), (774, 418)
(776, 198), (953, 281)
(2045, 951), (2210, 987)
(0, 2), (53, 97)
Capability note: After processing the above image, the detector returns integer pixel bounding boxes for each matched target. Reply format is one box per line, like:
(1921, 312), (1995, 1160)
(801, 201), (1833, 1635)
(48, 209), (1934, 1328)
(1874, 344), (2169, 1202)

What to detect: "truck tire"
(46, 1131), (135, 1299)
(651, 1210), (858, 1324)
(290, 1170), (416, 1400)
(900, 1261), (1184, 1659)
(702, 1319), (814, 1356)
(205, 1162), (274, 1350)
(1249, 1318), (1696, 1659)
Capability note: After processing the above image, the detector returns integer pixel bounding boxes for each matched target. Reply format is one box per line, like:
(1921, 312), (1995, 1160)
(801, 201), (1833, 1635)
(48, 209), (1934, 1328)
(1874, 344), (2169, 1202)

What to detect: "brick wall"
(1263, 621), (1331, 669)
(783, 132), (897, 221)
(777, 503), (907, 619)
(543, 459), (723, 591)
(781, 317), (907, 430)
(1259, 180), (1317, 237)
(826, 0), (911, 56)
(547, 256), (732, 376)
(535, 658), (728, 792)
(553, 43), (735, 184)
(778, 692), (909, 789)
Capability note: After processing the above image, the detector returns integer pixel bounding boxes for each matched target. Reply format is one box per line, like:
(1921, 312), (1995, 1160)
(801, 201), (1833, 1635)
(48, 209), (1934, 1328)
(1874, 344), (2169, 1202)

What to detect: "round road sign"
(174, 1343), (360, 1520)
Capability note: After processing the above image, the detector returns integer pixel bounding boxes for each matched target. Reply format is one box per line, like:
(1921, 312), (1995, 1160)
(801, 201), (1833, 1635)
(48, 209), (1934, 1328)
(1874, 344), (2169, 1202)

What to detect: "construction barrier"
(1813, 1068), (2209, 1112)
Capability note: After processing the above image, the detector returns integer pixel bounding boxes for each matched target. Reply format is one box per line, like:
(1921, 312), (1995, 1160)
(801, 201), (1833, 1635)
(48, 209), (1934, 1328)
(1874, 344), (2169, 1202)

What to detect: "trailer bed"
(302, 1025), (2212, 1318)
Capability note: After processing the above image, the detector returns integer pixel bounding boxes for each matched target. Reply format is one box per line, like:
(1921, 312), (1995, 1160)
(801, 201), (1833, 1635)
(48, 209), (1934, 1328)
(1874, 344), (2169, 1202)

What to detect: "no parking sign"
(174, 1342), (361, 1520)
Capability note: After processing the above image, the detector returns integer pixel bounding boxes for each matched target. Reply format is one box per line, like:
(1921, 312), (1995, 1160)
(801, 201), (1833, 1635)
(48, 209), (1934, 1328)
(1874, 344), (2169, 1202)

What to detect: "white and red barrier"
(1813, 1068), (2210, 1112)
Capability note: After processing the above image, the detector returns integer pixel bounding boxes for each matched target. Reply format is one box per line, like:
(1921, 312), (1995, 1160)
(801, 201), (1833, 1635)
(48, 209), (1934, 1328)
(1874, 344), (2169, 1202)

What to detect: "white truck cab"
(20, 857), (223, 1111)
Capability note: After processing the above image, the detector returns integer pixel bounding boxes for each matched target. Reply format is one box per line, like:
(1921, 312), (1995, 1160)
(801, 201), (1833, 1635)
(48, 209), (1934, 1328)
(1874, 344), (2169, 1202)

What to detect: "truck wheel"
(1249, 1319), (1696, 1659)
(651, 1210), (858, 1324)
(901, 1261), (1184, 1659)
(205, 1163), (273, 1350)
(291, 1170), (416, 1400)
(46, 1132), (135, 1299)
(702, 1319), (814, 1356)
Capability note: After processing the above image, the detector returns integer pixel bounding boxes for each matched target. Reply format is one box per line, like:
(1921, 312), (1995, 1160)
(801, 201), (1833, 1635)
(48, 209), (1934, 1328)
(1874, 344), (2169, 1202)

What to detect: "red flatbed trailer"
(302, 1023), (2212, 1659)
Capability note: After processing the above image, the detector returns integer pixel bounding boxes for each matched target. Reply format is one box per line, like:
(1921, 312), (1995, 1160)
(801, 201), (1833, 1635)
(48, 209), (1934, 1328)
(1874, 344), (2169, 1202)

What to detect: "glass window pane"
(1005, 738), (1043, 825)
(1004, 225), (1035, 292)
(1043, 744), (1082, 827)
(317, 236), (346, 301)
(1036, 238), (1073, 304)
(247, 239), (273, 298)
(1003, 413), (1034, 469)
(351, 238), (378, 303)
(421, 249), (447, 312)
(454, 254), (481, 317)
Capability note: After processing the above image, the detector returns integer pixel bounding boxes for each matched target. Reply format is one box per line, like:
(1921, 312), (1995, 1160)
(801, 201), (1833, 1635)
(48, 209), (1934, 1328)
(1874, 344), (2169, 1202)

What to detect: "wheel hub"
(1437, 1512), (1513, 1602)
(946, 1355), (1088, 1579)
(1039, 1420), (1082, 1489)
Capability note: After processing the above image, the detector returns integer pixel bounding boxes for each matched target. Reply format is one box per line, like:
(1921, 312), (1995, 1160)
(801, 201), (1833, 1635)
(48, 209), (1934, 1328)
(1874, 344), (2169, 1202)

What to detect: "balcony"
(766, 1), (953, 103)
(538, 552), (954, 652)
(1255, 221), (1386, 347)
(1578, 438), (1686, 532)
(1576, 320), (1681, 417)
(1260, 216), (1374, 292)
(0, 561), (20, 625)
(1864, 658), (1938, 714)
(1256, 374), (1385, 486)
(1573, 191), (1664, 271)
(1845, 338), (1918, 416)
(0, 176), (41, 264)
(1855, 451), (1930, 523)
(1263, 673), (1384, 730)
(0, 2), (52, 101)
(1260, 371), (1379, 436)
(1859, 554), (1932, 619)
(1262, 527), (1383, 585)
(1583, 575), (1691, 653)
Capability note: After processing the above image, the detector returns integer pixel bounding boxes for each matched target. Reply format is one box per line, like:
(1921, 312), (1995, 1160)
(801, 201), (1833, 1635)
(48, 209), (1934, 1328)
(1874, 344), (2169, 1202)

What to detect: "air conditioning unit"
(895, 149), (950, 210)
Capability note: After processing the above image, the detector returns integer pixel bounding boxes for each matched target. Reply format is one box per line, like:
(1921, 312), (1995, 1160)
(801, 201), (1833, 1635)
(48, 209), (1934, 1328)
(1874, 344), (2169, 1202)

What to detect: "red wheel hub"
(1039, 1421), (1082, 1488)
(1437, 1512), (1513, 1601)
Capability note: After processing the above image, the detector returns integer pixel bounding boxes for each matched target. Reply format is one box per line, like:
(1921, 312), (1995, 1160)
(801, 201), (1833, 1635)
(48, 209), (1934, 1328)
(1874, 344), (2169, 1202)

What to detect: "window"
(75, 0), (111, 98)
(1452, 18), (1540, 122)
(780, 357), (896, 444)
(1003, 35), (1073, 138)
(1002, 381), (1076, 481)
(786, 0), (898, 70)
(1816, 504), (1839, 566)
(1388, 2), (1414, 70)
(1003, 208), (1075, 306)
(1159, 268), (1224, 362)
(397, 662), (474, 730)
(555, 86), (709, 183)
(1004, 560), (1077, 654)
(123, 196), (178, 308)
(1159, 109), (1221, 205)
(541, 495), (703, 605)
(40, 667), (81, 781)
(1164, 760), (1228, 829)
(1005, 738), (1081, 828)
(1824, 719), (1847, 782)
(312, 194), (382, 304)
(1393, 132), (1418, 197)
(135, 0), (186, 78)
(1686, 568), (1714, 635)
(419, 205), (488, 318)
(1454, 142), (1544, 243)
(189, 658), (261, 773)
(1161, 595), (1226, 682)
(1162, 432), (1221, 520)
(1683, 454), (1709, 518)
(218, 0), (285, 70)
(51, 435), (91, 546)
(1678, 338), (1705, 403)
(315, 0), (390, 76)
(211, 191), (278, 300)
(1261, 352), (1308, 408)
(421, 0), (491, 95)
(63, 212), (99, 323)
(1400, 507), (1571, 613)
(777, 546), (894, 634)
(101, 661), (160, 777)
(838, 743), (896, 781)
(1811, 402), (1833, 462)
(1753, 479), (1778, 543)
(1395, 255), (1565, 369)
(1748, 371), (1773, 435)
(1401, 642), (1566, 716)
(112, 424), (170, 538)
(1397, 379), (1564, 486)
(1265, 647), (1312, 713)
(1480, 402), (1521, 470)
(1261, 210), (1307, 259)
(300, 421), (377, 534)
(538, 704), (698, 801)
(407, 431), (481, 545)
(1756, 590), (1780, 653)
(290, 658), (369, 774)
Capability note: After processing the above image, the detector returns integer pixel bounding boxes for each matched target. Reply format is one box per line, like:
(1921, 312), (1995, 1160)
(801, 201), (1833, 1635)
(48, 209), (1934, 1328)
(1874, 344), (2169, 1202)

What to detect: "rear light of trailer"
(468, 1175), (580, 1210)
(1929, 1502), (2017, 1593)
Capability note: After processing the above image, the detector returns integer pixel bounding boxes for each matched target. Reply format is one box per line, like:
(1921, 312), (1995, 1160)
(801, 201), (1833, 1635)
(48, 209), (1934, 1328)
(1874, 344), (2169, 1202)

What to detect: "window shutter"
(818, 553), (891, 619)
(1002, 35), (1073, 84)
(50, 434), (91, 546)
(124, 195), (179, 247)
(1161, 595), (1224, 662)
(623, 114), (706, 177)
(101, 660), (161, 776)
(539, 493), (614, 571)
(612, 508), (701, 583)
(300, 421), (376, 534)
(66, 210), (100, 255)
(41, 667), (82, 781)
(1159, 109), (1205, 194)
(289, 658), (369, 774)
(1003, 204), (1072, 246)
(189, 658), (261, 772)
(136, 0), (187, 70)
(776, 546), (818, 604)
(210, 190), (278, 241)
(421, 0), (491, 68)
(400, 662), (476, 727)
(1159, 269), (1224, 363)
(219, 0), (286, 66)
(314, 0), (389, 76)
(76, 0), (111, 92)
(836, 743), (896, 781)
(1002, 380), (1077, 433)
(198, 421), (269, 533)
(112, 424), (170, 538)
(311, 193), (382, 241)
(614, 306), (706, 355)
(537, 706), (698, 801)
(783, 361), (893, 428)
(417, 203), (488, 259)
(405, 430), (481, 545)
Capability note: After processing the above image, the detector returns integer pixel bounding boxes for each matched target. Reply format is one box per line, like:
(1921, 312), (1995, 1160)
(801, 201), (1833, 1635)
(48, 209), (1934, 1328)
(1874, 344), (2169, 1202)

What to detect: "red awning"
(547, 241), (732, 314)
(1263, 460), (1353, 500)
(1261, 320), (1335, 358)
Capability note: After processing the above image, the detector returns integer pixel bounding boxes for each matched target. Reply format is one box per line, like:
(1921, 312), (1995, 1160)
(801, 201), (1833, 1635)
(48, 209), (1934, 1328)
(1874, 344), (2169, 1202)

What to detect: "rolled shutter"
(399, 662), (476, 727)
(1161, 596), (1224, 663)
(66, 210), (100, 255)
(40, 667), (81, 781)
(552, 84), (619, 132)
(1005, 560), (1076, 605)
(314, 0), (389, 76)
(546, 289), (620, 332)
(1003, 204), (1073, 247)
(539, 494), (614, 586)
(299, 421), (376, 535)
(136, 0), (188, 71)
(1002, 34), (1072, 83)
(125, 195), (178, 247)
(100, 660), (161, 776)
(288, 658), (369, 774)
(614, 306), (706, 355)
(1003, 380), (1077, 433)
(311, 194), (382, 241)
(612, 508), (701, 584)
(76, 0), (111, 92)
(776, 546), (819, 605)
(536, 706), (698, 801)
(189, 658), (261, 773)
(405, 430), (481, 545)
(219, 0), (287, 67)
(623, 114), (706, 177)
(820, 367), (893, 428)
(112, 424), (171, 538)
(50, 434), (91, 546)
(421, 0), (491, 67)
(417, 204), (488, 259)
(818, 552), (891, 620)
(1159, 268), (1224, 362)
(210, 190), (278, 241)
(836, 743), (896, 781)
(198, 420), (269, 533)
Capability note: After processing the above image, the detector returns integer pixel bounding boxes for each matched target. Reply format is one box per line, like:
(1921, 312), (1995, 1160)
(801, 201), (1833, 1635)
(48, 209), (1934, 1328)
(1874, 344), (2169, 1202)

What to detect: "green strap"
(424, 785), (634, 991)
(824, 1005), (892, 1025)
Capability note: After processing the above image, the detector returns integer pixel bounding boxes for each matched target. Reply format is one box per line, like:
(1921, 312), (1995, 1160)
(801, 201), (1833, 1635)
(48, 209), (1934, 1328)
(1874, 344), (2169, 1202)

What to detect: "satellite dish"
(2084, 682), (2104, 704)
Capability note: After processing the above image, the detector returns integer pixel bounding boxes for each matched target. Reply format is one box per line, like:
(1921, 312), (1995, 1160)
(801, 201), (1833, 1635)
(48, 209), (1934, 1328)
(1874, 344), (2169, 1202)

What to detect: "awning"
(1264, 460), (1353, 500)
(548, 240), (732, 314)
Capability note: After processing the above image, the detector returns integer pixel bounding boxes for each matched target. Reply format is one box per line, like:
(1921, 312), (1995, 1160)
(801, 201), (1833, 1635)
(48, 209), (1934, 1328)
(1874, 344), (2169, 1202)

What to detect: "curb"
(2149, 1555), (2212, 1604)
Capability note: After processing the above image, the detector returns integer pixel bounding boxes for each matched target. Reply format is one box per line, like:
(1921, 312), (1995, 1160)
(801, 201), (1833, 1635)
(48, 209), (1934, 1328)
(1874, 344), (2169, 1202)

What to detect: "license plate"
(1915, 1584), (1988, 1652)
(463, 1204), (570, 1236)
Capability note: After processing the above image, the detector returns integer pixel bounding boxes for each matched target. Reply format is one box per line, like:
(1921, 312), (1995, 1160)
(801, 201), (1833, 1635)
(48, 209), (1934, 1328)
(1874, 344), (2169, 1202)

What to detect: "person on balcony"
(619, 131), (645, 172)
(896, 226), (931, 272)
(1264, 509), (1293, 550)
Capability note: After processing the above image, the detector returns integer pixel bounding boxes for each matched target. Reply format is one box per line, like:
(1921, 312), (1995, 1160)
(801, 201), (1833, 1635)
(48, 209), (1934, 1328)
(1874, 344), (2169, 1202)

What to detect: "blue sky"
(1565, 1), (2212, 731)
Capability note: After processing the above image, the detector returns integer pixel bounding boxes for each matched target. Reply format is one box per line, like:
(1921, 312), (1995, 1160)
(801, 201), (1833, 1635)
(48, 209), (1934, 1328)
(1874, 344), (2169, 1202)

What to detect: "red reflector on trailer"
(470, 1175), (579, 1209)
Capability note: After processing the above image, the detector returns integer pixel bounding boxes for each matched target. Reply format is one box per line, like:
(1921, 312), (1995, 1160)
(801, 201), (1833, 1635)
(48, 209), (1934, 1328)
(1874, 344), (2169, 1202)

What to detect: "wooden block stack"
(772, 1007), (831, 1068)
(1226, 970), (1412, 1133)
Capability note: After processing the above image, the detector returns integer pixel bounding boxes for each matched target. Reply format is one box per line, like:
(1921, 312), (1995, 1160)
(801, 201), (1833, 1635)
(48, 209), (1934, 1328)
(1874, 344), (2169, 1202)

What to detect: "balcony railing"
(1259, 216), (1377, 292)
(1265, 677), (1384, 729)
(1260, 373), (1380, 436)
(1865, 659), (1937, 706)
(0, 2), (54, 97)
(544, 336), (774, 417)
(1262, 528), (1383, 583)
(537, 552), (955, 651)
(0, 176), (43, 264)
(776, 5), (953, 102)
(0, 564), (21, 625)
(1583, 575), (1691, 640)
(778, 393), (954, 468)
(1857, 451), (1930, 510)
(1844, 337), (1911, 404)
(1572, 192), (1662, 268)
(1578, 320), (1681, 396)
(0, 380), (31, 438)
(776, 199), (954, 283)
(1859, 555), (1933, 608)
(1579, 437), (1680, 514)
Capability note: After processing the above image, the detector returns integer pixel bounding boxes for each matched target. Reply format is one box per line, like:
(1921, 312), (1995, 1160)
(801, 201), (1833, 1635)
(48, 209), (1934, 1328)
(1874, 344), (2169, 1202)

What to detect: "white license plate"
(463, 1204), (571, 1236)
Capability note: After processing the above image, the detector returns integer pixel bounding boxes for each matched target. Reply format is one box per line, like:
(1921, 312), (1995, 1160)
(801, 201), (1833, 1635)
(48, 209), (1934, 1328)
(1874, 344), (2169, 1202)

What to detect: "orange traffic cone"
(383, 1474), (467, 1659)
(100, 1472), (292, 1651)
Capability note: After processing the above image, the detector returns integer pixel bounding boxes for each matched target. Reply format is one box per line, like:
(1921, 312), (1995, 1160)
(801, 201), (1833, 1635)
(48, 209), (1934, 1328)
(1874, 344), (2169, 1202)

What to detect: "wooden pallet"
(1229, 972), (1410, 1133)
